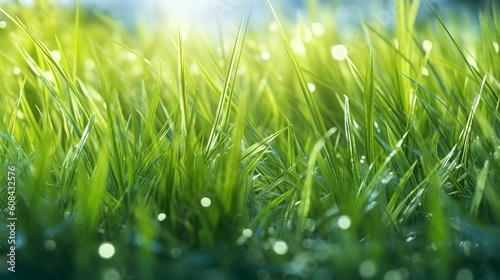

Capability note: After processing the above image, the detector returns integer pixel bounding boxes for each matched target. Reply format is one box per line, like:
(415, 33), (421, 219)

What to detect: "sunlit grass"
(1, 0), (500, 279)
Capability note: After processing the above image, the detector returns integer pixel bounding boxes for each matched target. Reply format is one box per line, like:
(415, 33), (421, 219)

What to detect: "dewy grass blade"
(344, 95), (360, 184)
(298, 127), (337, 233)
(204, 12), (249, 158)
(459, 74), (487, 163)
(470, 160), (489, 217)
(141, 65), (163, 148)
(177, 31), (188, 135)
(363, 54), (375, 164)
(267, 0), (326, 137)
(2, 1), (500, 277)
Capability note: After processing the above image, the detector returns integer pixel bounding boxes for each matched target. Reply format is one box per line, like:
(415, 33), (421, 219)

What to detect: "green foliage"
(1, 0), (500, 279)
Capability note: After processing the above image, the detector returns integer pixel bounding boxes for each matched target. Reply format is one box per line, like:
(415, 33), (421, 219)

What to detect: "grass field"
(1, 0), (500, 279)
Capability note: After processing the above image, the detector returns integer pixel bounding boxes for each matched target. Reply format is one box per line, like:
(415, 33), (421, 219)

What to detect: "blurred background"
(0, 0), (491, 32)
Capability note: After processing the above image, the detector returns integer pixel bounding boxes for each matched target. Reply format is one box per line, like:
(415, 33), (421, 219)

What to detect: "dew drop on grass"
(13, 67), (21, 75)
(44, 240), (56, 251)
(307, 83), (316, 92)
(98, 243), (115, 259)
(291, 37), (306, 56)
(421, 67), (429, 76)
(268, 21), (279, 33)
(190, 63), (200, 75)
(50, 50), (62, 62)
(338, 215), (351, 229)
(359, 260), (377, 278)
(384, 270), (403, 280)
(0, 21), (6, 29)
(267, 226), (275, 235)
(85, 59), (96, 71)
(381, 172), (394, 184)
(493, 42), (499, 53)
(360, 155), (366, 164)
(331, 44), (348, 61)
(456, 268), (473, 280)
(461, 241), (472, 257)
(304, 219), (316, 232)
(16, 111), (25, 120)
(374, 121), (381, 133)
(236, 235), (247, 245)
(423, 40), (433, 52)
(200, 197), (211, 207)
(101, 268), (120, 280)
(311, 22), (325, 37)
(302, 239), (314, 249)
(44, 71), (55, 82)
(466, 56), (477, 68)
(126, 51), (136, 61)
(171, 247), (182, 259)
(261, 51), (271, 61)
(273, 241), (288, 255)
(405, 232), (416, 242)
(242, 228), (253, 238)
(393, 39), (399, 49)
(157, 213), (166, 222)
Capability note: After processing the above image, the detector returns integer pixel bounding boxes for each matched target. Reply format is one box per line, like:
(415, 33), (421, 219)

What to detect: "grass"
(1, 0), (500, 279)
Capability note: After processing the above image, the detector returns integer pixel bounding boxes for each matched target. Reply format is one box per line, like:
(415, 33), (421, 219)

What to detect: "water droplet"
(51, 50), (62, 62)
(273, 241), (288, 255)
(44, 71), (55, 82)
(311, 22), (325, 37)
(0, 21), (6, 29)
(236, 235), (247, 245)
(85, 59), (96, 71)
(44, 240), (56, 251)
(157, 213), (166, 222)
(171, 247), (182, 259)
(421, 67), (429, 76)
(381, 172), (394, 184)
(405, 232), (416, 242)
(268, 21), (279, 33)
(260, 51), (271, 61)
(393, 39), (399, 49)
(304, 29), (313, 42)
(267, 226), (275, 235)
(291, 37), (306, 56)
(16, 111), (25, 120)
(101, 268), (120, 280)
(423, 40), (433, 52)
(307, 83), (316, 92)
(304, 218), (316, 231)
(302, 238), (314, 249)
(189, 63), (200, 75)
(331, 44), (348, 61)
(384, 270), (402, 280)
(200, 197), (211, 207)
(126, 51), (136, 61)
(242, 228), (253, 238)
(98, 243), (115, 259)
(13, 67), (21, 75)
(374, 121), (381, 133)
(338, 215), (351, 229)
(360, 155), (366, 164)
(359, 260), (377, 278)
(461, 240), (472, 257)
(466, 56), (477, 68)
(456, 268), (473, 280)
(493, 42), (499, 53)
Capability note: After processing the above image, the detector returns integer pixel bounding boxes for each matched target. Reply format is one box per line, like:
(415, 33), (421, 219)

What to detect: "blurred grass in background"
(1, 0), (500, 279)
